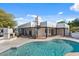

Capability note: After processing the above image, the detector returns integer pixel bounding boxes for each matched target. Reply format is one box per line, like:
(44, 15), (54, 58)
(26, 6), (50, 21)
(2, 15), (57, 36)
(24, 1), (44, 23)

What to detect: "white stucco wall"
(40, 21), (47, 27)
(3, 28), (14, 39)
(3, 28), (13, 34)
(56, 23), (69, 28)
(40, 21), (53, 27)
(65, 29), (70, 36)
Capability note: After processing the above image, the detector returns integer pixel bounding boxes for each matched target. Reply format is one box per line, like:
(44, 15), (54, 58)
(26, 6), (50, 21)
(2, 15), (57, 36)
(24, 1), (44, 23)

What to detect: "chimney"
(35, 16), (40, 26)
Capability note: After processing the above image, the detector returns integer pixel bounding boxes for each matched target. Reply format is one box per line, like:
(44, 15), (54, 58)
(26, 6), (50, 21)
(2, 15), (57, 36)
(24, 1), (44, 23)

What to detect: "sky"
(0, 3), (79, 25)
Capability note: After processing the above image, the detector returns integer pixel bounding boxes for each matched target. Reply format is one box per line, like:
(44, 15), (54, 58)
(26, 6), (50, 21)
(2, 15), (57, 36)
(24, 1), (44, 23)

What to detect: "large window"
(1, 29), (3, 33)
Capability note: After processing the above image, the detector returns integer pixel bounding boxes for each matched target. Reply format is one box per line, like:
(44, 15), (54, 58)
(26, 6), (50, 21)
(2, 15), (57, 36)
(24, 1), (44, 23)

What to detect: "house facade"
(53, 23), (70, 36)
(17, 16), (70, 39)
(0, 27), (15, 39)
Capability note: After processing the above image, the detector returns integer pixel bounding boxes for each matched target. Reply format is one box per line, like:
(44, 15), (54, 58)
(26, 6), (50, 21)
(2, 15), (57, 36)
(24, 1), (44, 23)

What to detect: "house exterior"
(17, 16), (70, 39)
(53, 23), (70, 36)
(0, 27), (15, 39)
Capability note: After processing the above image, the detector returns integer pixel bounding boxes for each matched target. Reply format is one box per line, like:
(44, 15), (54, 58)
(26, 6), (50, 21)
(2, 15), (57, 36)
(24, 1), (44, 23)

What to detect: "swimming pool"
(0, 39), (79, 56)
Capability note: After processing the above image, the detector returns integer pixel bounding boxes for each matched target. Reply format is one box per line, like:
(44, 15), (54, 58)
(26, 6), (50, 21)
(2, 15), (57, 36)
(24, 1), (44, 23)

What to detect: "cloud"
(15, 14), (75, 26)
(15, 17), (24, 21)
(26, 14), (43, 22)
(58, 12), (63, 15)
(56, 19), (64, 23)
(55, 18), (75, 23)
(66, 18), (75, 22)
(15, 14), (43, 26)
(15, 16), (34, 26)
(70, 3), (79, 12)
(15, 17), (29, 26)
(26, 14), (37, 18)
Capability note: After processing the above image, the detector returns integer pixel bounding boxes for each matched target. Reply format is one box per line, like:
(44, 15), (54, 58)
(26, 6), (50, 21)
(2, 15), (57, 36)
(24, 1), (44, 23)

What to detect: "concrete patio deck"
(0, 36), (58, 53)
(65, 52), (79, 56)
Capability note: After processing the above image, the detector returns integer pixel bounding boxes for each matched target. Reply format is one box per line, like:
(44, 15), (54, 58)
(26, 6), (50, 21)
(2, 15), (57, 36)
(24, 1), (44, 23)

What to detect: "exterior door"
(29, 31), (32, 36)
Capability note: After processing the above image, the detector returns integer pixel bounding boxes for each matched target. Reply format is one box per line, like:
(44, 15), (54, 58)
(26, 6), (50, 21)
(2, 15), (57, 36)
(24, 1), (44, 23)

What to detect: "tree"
(0, 9), (17, 28)
(57, 21), (65, 23)
(72, 18), (79, 27)
(68, 18), (79, 32)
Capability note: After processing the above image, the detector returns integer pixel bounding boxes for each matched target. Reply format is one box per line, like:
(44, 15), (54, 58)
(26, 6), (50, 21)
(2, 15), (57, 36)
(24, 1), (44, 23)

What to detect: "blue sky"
(0, 3), (79, 25)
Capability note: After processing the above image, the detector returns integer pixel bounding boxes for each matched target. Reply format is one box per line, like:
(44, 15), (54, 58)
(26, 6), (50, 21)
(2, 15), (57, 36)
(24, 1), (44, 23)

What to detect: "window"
(49, 28), (51, 33)
(45, 28), (47, 33)
(1, 29), (3, 33)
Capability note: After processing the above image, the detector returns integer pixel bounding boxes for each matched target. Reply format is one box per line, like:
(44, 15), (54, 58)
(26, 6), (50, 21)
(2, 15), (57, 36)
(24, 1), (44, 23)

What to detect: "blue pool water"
(0, 39), (79, 56)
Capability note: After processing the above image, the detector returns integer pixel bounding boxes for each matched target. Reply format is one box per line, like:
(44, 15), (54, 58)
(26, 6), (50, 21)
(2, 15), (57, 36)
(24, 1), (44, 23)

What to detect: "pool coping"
(16, 36), (79, 46)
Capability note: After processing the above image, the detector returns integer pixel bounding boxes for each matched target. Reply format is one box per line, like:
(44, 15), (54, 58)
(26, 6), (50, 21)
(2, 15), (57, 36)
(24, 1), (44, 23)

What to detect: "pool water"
(0, 39), (79, 56)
